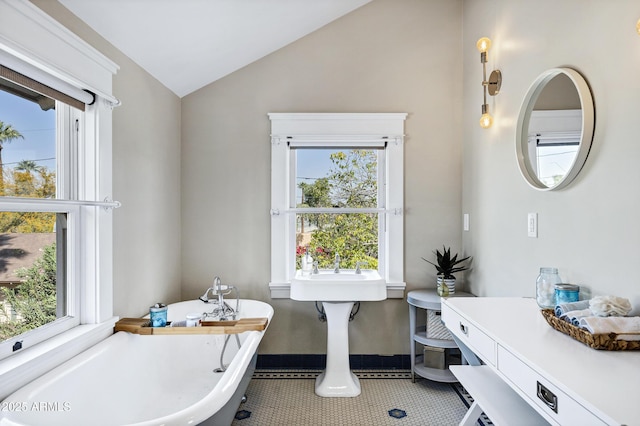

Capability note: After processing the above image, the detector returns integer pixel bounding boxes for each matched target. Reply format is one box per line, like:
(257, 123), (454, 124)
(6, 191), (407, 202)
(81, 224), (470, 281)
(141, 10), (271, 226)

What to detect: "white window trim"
(0, 0), (119, 399)
(0, 200), (81, 354)
(269, 113), (406, 299)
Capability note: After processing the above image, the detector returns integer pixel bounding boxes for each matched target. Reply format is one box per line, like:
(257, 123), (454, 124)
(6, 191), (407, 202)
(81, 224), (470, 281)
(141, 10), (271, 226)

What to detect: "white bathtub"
(0, 299), (273, 426)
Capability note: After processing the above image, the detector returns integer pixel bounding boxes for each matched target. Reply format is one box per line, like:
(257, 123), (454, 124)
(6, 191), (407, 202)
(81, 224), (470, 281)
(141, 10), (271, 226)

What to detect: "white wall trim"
(0, 0), (119, 99)
(269, 113), (407, 299)
(269, 112), (407, 136)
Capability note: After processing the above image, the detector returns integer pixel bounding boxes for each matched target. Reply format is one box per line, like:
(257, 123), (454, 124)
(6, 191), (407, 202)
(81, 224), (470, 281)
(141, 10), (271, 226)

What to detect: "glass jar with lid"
(536, 267), (562, 309)
(555, 283), (580, 304)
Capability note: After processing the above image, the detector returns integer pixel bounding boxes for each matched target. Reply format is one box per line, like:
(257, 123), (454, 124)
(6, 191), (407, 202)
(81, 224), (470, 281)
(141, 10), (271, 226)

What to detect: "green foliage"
(0, 121), (23, 146)
(0, 119), (58, 341)
(422, 246), (470, 279)
(297, 150), (378, 270)
(328, 150), (377, 208)
(299, 177), (331, 207)
(0, 120), (25, 194)
(298, 177), (332, 237)
(310, 213), (378, 270)
(0, 243), (57, 341)
(3, 166), (56, 198)
(0, 166), (56, 232)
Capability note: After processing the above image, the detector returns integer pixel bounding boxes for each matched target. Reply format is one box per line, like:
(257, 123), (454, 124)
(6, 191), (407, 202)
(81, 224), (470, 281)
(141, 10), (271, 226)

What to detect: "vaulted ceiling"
(58, 0), (372, 97)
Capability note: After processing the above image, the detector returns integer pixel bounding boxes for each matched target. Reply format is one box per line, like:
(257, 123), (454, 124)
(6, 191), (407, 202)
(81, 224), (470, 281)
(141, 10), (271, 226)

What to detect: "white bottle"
(186, 313), (201, 327)
(301, 251), (308, 273)
(302, 249), (313, 276)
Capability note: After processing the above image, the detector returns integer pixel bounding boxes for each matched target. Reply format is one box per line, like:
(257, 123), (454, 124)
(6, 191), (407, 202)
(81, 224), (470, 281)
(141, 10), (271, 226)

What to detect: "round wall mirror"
(515, 68), (595, 190)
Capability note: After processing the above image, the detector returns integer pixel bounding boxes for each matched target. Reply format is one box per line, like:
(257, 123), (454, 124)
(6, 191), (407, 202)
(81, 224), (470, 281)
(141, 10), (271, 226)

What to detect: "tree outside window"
(0, 90), (59, 342)
(296, 149), (379, 270)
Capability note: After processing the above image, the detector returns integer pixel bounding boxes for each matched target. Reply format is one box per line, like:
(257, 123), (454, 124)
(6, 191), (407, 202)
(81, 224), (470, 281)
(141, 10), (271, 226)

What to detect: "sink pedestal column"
(315, 301), (361, 397)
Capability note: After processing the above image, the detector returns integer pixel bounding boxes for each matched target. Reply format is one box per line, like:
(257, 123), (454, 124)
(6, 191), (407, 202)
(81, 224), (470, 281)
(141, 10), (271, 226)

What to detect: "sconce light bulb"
(476, 37), (492, 53)
(479, 112), (493, 129)
(636, 18), (640, 35)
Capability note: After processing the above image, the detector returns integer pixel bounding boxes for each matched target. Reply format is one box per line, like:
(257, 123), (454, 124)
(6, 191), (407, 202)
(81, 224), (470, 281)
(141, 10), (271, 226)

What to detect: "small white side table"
(407, 289), (473, 382)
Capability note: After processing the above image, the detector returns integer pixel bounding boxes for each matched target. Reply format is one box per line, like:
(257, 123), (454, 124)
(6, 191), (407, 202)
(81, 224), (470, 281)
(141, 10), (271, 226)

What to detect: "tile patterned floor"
(231, 370), (491, 425)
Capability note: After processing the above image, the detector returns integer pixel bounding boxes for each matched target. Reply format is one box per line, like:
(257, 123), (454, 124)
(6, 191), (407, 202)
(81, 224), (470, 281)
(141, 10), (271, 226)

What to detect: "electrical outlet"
(528, 213), (538, 238)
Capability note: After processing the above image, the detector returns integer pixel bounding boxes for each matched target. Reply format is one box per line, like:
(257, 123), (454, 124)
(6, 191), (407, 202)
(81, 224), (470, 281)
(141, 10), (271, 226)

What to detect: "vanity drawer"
(497, 345), (607, 426)
(441, 305), (496, 366)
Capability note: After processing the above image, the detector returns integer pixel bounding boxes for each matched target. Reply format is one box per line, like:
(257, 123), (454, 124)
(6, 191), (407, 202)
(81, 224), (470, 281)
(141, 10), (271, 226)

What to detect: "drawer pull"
(459, 322), (468, 335)
(537, 381), (558, 413)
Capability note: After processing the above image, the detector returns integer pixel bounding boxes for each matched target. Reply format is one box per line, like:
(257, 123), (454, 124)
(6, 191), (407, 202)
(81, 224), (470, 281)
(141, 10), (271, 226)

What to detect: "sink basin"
(290, 269), (386, 301)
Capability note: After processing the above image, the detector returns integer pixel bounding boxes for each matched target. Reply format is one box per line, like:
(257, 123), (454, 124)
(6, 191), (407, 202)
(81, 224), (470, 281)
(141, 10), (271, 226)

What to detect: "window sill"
(0, 317), (117, 400)
(268, 282), (406, 299)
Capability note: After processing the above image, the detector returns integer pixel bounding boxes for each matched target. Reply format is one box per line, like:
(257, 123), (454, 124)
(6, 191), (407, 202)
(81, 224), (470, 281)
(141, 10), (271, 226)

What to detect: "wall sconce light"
(477, 37), (502, 129)
(636, 18), (640, 35)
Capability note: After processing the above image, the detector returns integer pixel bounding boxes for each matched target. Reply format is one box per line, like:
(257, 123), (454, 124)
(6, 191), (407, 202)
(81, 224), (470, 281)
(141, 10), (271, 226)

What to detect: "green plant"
(0, 243), (57, 341)
(422, 246), (470, 279)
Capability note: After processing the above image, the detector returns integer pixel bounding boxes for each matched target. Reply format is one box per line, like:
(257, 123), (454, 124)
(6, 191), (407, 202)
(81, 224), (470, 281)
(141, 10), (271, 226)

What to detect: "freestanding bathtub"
(0, 299), (273, 426)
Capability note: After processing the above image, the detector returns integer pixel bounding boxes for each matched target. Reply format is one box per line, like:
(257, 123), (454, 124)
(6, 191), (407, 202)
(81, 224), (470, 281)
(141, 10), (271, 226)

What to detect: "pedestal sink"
(291, 269), (386, 397)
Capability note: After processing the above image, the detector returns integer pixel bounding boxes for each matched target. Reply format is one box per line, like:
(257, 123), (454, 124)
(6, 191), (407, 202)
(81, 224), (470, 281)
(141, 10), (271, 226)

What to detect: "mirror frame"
(516, 67), (595, 191)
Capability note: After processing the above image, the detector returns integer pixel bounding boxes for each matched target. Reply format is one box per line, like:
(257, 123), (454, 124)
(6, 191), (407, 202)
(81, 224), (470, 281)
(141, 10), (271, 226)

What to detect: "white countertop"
(442, 297), (640, 425)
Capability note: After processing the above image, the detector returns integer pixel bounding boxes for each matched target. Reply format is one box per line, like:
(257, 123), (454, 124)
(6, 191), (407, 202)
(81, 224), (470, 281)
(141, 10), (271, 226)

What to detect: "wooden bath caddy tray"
(114, 317), (268, 335)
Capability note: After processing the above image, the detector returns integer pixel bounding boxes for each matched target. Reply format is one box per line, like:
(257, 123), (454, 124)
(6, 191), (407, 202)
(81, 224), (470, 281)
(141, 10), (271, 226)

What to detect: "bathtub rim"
(0, 299), (273, 426)
(0, 319), (117, 401)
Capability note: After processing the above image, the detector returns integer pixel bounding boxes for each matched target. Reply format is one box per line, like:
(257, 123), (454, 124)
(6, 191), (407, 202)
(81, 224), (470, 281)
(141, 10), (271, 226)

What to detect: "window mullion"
(289, 149), (297, 209)
(55, 103), (79, 201)
(378, 149), (386, 278)
(71, 113), (80, 201)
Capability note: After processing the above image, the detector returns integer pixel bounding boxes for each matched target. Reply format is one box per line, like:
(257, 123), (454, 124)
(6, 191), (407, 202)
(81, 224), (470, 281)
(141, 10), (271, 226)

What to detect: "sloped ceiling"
(58, 0), (372, 97)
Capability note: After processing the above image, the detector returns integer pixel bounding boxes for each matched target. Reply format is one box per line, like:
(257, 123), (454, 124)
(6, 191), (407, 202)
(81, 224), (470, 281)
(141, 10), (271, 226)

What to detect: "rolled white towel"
(560, 308), (592, 326)
(578, 316), (640, 340)
(555, 300), (590, 317)
(589, 296), (632, 317)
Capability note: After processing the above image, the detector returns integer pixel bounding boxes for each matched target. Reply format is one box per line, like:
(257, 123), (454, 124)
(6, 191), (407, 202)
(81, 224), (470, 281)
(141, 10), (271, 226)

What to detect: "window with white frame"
(0, 0), (119, 397)
(269, 113), (406, 299)
(0, 85), (82, 358)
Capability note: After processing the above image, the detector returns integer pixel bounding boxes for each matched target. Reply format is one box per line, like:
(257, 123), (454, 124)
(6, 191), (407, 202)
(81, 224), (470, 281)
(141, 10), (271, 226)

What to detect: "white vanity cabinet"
(441, 297), (640, 426)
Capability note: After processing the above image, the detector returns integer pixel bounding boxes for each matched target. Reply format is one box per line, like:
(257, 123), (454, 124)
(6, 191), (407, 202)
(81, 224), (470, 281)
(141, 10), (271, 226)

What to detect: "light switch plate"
(463, 213), (469, 231)
(528, 213), (538, 238)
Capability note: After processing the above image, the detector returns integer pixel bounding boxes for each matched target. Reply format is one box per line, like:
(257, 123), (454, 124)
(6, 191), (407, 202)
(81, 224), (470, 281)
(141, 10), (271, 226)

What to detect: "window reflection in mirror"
(528, 110), (581, 187)
(516, 68), (594, 191)
(528, 74), (581, 187)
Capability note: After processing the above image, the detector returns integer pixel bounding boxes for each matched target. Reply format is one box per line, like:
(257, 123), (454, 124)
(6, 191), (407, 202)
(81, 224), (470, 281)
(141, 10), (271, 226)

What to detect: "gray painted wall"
(462, 0), (640, 314)
(181, 0), (463, 355)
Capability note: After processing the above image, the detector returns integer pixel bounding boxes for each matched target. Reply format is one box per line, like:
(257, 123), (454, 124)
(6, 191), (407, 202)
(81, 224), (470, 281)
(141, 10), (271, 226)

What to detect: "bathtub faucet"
(199, 276), (239, 320)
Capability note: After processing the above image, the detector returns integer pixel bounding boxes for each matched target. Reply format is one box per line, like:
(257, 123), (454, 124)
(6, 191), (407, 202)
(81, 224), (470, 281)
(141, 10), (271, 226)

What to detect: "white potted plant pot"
(437, 276), (457, 294)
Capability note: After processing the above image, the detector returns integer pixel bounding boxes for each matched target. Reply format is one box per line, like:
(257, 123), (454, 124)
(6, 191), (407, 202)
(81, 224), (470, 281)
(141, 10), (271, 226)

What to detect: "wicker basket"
(540, 309), (640, 351)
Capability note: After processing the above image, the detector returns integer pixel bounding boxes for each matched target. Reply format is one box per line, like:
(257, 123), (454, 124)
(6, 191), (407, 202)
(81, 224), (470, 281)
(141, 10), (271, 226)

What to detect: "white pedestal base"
(315, 301), (361, 397)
